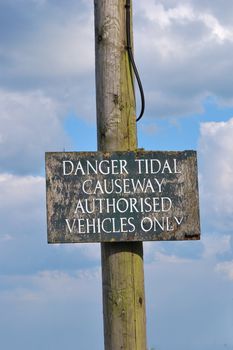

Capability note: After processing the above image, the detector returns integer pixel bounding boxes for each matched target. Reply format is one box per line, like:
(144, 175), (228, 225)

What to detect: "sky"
(1, 0), (233, 349)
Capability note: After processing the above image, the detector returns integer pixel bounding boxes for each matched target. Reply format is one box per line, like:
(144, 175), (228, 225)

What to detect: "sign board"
(45, 150), (200, 243)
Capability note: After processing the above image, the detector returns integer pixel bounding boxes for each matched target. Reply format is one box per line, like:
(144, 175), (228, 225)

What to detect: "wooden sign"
(45, 150), (200, 243)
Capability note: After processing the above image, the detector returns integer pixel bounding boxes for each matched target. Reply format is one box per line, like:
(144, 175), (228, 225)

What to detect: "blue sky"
(1, 0), (233, 349)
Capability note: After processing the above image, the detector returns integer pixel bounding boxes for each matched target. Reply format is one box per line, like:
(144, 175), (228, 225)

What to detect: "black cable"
(125, 0), (145, 122)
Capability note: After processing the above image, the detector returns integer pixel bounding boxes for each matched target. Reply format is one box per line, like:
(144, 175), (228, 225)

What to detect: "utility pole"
(94, 1), (147, 349)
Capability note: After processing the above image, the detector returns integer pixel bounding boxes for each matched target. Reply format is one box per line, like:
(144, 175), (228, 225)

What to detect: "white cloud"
(6, 0), (94, 74)
(12, 13), (94, 79)
(139, 1), (233, 41)
(0, 173), (101, 274)
(134, 1), (233, 118)
(141, 123), (159, 136)
(202, 234), (231, 258)
(0, 267), (103, 350)
(0, 0), (96, 123)
(201, 13), (233, 42)
(216, 260), (233, 281)
(153, 251), (192, 264)
(1, 0), (233, 123)
(145, 251), (233, 350)
(0, 268), (101, 303)
(0, 234), (13, 242)
(198, 118), (233, 231)
(0, 89), (70, 174)
(63, 243), (100, 261)
(0, 173), (45, 233)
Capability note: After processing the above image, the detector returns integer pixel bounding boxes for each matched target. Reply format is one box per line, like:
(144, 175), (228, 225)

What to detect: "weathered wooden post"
(94, 1), (147, 349)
